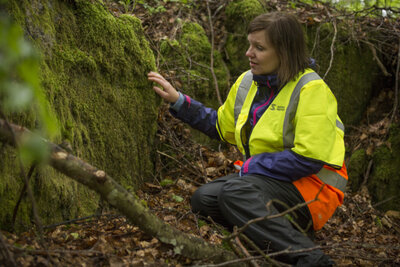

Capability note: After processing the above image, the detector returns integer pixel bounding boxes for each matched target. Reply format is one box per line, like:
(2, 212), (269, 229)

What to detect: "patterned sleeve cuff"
(170, 92), (185, 111)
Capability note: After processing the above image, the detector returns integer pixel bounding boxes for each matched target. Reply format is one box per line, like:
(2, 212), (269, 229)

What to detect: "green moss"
(159, 22), (229, 146)
(224, 0), (266, 76)
(369, 123), (400, 211)
(347, 149), (367, 192)
(305, 22), (379, 126)
(2, 0), (158, 231)
(161, 22), (229, 106)
(225, 0), (265, 33)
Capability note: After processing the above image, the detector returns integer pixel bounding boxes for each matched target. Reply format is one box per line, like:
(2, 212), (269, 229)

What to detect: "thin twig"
(206, 0), (222, 106)
(233, 229), (260, 267)
(199, 147), (208, 184)
(0, 111), (44, 238)
(391, 35), (400, 122)
(323, 14), (337, 79)
(373, 195), (398, 208)
(0, 231), (17, 267)
(9, 245), (106, 256)
(239, 234), (285, 267)
(157, 150), (203, 178)
(12, 163), (37, 228)
(360, 159), (373, 190)
(365, 41), (391, 77)
(195, 255), (263, 267)
(42, 214), (120, 229)
(310, 25), (321, 57)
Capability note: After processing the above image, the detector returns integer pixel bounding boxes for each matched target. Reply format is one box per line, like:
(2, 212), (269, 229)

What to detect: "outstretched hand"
(148, 71), (180, 103)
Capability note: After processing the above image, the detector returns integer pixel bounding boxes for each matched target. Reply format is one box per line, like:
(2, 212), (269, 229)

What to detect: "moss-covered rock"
(305, 23), (380, 126)
(160, 22), (229, 106)
(224, 0), (266, 77)
(159, 21), (229, 145)
(1, 0), (158, 231)
(369, 123), (400, 211)
(347, 148), (367, 192)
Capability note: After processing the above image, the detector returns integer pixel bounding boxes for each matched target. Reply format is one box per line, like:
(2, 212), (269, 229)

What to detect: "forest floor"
(3, 105), (400, 266)
(2, 0), (400, 266)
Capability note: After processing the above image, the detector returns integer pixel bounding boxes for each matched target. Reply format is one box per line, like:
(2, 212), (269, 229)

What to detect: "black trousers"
(191, 173), (333, 266)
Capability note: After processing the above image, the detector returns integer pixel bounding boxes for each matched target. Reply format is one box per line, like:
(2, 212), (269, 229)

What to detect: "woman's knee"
(190, 183), (221, 214)
(218, 178), (254, 206)
(190, 186), (206, 213)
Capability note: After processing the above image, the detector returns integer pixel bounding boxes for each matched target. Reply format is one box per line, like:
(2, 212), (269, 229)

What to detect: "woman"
(148, 12), (347, 266)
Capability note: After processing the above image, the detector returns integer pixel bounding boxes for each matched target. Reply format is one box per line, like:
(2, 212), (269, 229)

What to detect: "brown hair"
(248, 12), (310, 86)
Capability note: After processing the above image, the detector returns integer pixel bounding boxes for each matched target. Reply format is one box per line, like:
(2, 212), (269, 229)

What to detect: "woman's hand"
(147, 71), (180, 103)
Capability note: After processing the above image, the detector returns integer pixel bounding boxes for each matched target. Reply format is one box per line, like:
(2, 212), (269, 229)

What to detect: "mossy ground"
(1, 0), (158, 231)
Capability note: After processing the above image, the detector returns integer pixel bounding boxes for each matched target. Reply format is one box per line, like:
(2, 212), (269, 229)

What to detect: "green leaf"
(160, 179), (174, 187)
(140, 199), (148, 207)
(171, 194), (184, 202)
(19, 134), (50, 165)
(70, 232), (79, 239)
(3, 82), (33, 111)
(197, 219), (207, 228)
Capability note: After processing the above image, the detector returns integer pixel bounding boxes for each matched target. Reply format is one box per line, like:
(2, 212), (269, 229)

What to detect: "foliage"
(298, 0), (400, 16)
(118, 0), (194, 14)
(0, 12), (58, 164)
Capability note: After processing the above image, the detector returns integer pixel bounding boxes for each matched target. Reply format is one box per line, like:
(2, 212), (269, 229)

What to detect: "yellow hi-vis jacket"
(216, 68), (348, 230)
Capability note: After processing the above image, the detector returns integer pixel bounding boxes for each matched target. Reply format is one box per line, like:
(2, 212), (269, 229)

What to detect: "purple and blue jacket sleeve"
(169, 92), (220, 140)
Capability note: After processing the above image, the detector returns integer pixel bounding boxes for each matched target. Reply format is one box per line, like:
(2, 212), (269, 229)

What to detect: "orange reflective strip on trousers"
(293, 163), (348, 230)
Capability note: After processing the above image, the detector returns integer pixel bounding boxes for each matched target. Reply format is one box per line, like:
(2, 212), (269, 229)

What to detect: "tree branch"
(0, 119), (238, 265)
(323, 13), (337, 79)
(206, 0), (223, 106)
(0, 231), (17, 267)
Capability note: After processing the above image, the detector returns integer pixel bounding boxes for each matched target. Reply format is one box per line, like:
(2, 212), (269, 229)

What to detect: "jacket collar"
(253, 74), (279, 89)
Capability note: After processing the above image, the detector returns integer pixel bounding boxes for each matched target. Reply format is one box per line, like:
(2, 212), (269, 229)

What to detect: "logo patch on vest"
(270, 104), (285, 111)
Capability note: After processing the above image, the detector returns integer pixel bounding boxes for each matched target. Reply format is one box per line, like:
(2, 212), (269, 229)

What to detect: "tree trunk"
(0, 118), (238, 264)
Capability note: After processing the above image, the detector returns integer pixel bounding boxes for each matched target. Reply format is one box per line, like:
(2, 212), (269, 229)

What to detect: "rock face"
(1, 0), (158, 231)
(369, 123), (400, 211)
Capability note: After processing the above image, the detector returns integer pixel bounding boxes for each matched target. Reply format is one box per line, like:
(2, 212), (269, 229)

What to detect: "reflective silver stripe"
(282, 72), (322, 148)
(336, 119), (345, 132)
(316, 167), (347, 193)
(234, 71), (253, 125)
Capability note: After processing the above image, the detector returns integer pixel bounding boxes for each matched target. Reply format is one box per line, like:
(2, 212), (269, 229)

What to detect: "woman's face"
(245, 30), (280, 75)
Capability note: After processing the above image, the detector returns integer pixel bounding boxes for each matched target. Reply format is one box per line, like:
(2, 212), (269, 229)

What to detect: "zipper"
(240, 97), (256, 159)
(240, 86), (274, 159)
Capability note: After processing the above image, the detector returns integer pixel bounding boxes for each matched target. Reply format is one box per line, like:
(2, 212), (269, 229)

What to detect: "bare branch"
(365, 41), (392, 77)
(323, 14), (337, 79)
(0, 111), (44, 238)
(0, 119), (238, 264)
(206, 0), (223, 106)
(391, 36), (400, 122)
(0, 231), (17, 267)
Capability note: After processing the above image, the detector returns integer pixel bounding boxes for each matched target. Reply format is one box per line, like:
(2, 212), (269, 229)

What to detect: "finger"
(149, 77), (173, 92)
(152, 86), (169, 99)
(148, 72), (166, 82)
